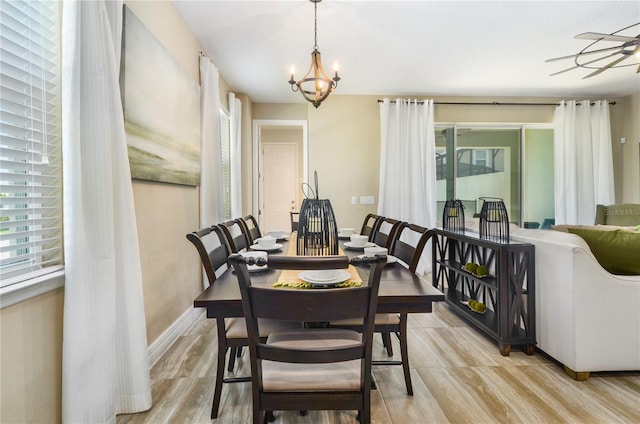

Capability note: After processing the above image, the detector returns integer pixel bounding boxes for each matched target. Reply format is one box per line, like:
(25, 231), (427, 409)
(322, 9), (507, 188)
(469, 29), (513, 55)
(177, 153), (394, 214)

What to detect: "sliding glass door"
(436, 126), (554, 227)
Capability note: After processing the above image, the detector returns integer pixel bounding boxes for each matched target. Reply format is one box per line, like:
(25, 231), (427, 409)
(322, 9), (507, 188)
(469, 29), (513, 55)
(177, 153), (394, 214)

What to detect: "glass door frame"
(435, 123), (553, 226)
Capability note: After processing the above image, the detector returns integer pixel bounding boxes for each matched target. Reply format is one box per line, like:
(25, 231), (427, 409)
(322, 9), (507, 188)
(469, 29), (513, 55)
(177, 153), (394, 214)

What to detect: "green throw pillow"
(567, 228), (640, 275)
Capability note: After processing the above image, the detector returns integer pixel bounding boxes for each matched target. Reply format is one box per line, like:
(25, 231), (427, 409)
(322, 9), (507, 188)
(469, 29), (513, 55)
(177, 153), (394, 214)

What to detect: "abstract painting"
(121, 6), (200, 186)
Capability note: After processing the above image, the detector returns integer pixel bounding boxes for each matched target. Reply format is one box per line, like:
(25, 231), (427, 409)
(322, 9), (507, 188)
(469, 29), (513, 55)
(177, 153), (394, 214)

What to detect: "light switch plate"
(360, 195), (374, 205)
(351, 196), (358, 205)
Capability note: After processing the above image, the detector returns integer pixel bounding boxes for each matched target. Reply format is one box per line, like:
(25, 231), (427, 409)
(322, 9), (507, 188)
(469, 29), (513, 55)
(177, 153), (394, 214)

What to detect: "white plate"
(357, 254), (398, 264)
(298, 269), (351, 285)
(343, 241), (376, 250)
(250, 243), (283, 251)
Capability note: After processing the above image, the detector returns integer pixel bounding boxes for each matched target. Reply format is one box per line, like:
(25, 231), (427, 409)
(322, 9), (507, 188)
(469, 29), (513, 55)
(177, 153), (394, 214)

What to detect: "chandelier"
(288, 0), (340, 108)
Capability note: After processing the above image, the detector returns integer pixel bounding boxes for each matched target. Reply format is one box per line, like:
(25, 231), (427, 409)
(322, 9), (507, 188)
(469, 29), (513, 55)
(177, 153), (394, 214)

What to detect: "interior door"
(261, 143), (298, 232)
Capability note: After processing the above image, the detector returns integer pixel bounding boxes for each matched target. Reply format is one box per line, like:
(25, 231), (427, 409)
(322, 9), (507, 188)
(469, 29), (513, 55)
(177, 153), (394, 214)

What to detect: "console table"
(432, 228), (536, 356)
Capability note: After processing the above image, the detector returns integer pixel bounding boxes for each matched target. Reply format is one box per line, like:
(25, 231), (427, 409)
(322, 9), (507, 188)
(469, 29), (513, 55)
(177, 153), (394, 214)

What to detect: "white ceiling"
(172, 0), (640, 104)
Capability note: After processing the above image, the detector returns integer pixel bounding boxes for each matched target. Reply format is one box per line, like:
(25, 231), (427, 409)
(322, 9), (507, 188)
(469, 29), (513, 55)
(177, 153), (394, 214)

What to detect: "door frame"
(252, 119), (308, 224)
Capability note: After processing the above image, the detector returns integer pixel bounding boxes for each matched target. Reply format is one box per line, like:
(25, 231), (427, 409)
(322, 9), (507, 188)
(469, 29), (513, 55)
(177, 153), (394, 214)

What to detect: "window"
(219, 108), (231, 220)
(435, 125), (554, 225)
(1, 0), (63, 289)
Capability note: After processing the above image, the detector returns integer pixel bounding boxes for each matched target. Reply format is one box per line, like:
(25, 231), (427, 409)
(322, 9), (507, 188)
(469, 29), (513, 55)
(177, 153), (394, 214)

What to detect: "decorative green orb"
(476, 265), (489, 277)
(465, 262), (478, 273)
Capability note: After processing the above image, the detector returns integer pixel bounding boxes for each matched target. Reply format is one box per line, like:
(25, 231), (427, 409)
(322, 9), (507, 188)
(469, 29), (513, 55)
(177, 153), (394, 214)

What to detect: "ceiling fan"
(546, 23), (640, 79)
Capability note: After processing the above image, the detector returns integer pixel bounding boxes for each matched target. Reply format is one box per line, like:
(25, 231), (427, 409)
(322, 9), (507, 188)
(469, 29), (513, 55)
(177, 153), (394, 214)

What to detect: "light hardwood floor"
(117, 302), (640, 424)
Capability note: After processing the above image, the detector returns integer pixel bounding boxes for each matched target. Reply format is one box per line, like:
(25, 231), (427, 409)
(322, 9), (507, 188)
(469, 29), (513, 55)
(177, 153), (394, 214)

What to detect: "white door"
(261, 143), (298, 233)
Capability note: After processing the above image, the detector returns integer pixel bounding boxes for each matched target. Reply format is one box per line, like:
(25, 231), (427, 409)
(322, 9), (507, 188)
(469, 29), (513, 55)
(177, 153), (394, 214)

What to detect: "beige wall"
(306, 96), (381, 230)
(619, 93), (640, 203)
(1, 288), (64, 423)
(124, 0), (204, 346)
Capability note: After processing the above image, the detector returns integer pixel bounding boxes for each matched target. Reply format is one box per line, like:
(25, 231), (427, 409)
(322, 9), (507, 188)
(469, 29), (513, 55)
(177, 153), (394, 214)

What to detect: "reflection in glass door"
(436, 127), (521, 225)
(436, 126), (555, 227)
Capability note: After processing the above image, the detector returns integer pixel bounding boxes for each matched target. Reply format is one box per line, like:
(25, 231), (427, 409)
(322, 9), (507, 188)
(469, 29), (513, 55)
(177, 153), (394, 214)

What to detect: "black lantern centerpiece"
(478, 197), (510, 242)
(442, 199), (465, 232)
(297, 171), (338, 255)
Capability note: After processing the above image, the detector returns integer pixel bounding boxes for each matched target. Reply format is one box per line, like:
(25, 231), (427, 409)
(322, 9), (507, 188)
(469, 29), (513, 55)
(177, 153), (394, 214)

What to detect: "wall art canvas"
(121, 6), (201, 186)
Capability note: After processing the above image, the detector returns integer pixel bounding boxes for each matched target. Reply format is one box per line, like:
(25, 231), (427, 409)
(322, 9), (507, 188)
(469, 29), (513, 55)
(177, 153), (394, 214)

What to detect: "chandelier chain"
(313, 1), (318, 50)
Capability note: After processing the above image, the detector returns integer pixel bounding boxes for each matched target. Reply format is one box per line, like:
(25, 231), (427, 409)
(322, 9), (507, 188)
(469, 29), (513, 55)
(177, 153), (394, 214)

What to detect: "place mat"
(274, 235), (362, 289)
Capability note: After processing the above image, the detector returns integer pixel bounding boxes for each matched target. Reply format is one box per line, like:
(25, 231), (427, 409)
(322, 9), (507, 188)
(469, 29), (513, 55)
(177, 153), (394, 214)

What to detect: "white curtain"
(378, 99), (437, 274)
(199, 56), (223, 227)
(553, 100), (614, 225)
(61, 1), (152, 422)
(229, 92), (242, 217)
(199, 56), (223, 288)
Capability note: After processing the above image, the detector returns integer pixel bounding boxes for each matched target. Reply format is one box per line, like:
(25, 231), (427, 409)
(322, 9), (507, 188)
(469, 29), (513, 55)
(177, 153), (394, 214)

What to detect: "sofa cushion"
(567, 228), (640, 275)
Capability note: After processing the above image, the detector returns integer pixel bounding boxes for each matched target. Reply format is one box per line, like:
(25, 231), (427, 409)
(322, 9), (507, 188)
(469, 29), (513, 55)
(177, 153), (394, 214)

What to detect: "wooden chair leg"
(381, 331), (393, 356)
(228, 347), (237, 371)
(211, 340), (227, 418)
(398, 314), (413, 395)
(263, 411), (275, 423)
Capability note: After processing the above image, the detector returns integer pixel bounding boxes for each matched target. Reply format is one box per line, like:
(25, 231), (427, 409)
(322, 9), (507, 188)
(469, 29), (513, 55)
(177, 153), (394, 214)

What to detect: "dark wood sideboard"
(432, 228), (536, 356)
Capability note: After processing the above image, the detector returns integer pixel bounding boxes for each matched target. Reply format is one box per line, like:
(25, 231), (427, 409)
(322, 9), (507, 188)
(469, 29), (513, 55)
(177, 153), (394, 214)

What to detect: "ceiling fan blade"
(545, 45), (622, 62)
(575, 32), (638, 43)
(550, 51), (621, 76)
(582, 55), (631, 79)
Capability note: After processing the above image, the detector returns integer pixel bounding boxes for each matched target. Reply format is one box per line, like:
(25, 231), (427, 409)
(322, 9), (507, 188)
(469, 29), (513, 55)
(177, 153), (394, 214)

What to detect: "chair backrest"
(229, 253), (386, 366)
(290, 211), (299, 233)
(389, 223), (435, 273)
(219, 219), (250, 252)
(372, 217), (403, 249)
(360, 213), (383, 240)
(237, 215), (262, 245)
(186, 225), (230, 285)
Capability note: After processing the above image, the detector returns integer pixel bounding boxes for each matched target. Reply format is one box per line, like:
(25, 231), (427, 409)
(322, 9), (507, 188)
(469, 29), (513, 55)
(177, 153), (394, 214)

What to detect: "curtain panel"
(199, 56), (223, 229)
(229, 92), (242, 217)
(553, 100), (614, 225)
(61, 1), (152, 422)
(378, 99), (437, 274)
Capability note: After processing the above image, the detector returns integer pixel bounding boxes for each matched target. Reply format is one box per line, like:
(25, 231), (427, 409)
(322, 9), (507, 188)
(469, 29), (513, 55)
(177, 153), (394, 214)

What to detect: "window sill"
(1, 268), (65, 309)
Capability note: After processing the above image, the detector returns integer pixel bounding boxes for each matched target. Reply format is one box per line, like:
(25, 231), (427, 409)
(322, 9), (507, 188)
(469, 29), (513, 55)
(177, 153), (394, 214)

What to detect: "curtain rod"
(377, 100), (616, 106)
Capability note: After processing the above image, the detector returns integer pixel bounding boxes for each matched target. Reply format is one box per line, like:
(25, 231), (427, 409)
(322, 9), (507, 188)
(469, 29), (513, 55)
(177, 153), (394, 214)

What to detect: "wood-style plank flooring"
(117, 302), (640, 423)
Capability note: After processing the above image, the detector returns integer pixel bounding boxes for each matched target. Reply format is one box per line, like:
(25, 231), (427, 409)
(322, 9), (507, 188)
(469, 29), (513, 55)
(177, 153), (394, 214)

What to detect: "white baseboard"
(148, 307), (203, 367)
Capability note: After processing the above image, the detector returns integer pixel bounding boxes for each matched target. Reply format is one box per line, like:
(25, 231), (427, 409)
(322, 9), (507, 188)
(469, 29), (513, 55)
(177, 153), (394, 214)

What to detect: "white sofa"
(510, 228), (640, 379)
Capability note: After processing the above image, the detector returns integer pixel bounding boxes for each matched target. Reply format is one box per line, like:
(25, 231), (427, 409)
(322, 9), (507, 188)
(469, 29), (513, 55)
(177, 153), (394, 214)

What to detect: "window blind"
(0, 0), (63, 286)
(219, 109), (231, 220)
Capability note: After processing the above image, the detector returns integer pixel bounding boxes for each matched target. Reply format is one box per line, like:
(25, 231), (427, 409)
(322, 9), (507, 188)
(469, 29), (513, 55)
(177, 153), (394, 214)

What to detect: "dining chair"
(390, 223), (435, 274)
(219, 219), (251, 252)
(331, 222), (433, 396)
(229, 254), (386, 424)
(186, 225), (301, 419)
(371, 217), (403, 249)
(360, 213), (383, 240)
(290, 211), (299, 233)
(237, 214), (262, 245)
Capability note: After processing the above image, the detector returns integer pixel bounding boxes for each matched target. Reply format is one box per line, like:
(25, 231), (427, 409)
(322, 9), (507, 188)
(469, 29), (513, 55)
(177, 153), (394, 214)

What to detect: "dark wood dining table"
(194, 238), (445, 319)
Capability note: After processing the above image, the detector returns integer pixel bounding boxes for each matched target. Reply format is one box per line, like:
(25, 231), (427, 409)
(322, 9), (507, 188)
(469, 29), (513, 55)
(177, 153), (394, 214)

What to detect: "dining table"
(193, 236), (445, 320)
